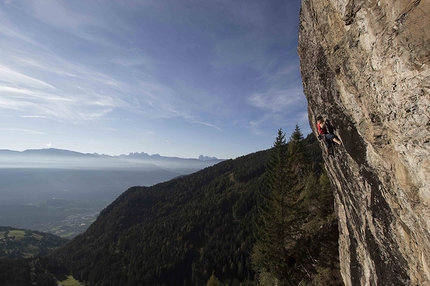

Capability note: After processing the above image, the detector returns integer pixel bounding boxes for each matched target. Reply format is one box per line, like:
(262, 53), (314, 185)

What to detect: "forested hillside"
(0, 226), (67, 259)
(54, 149), (268, 285)
(0, 227), (68, 286)
(50, 129), (340, 285)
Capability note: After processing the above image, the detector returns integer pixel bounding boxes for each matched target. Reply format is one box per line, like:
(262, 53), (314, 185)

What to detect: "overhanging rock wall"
(298, 0), (430, 285)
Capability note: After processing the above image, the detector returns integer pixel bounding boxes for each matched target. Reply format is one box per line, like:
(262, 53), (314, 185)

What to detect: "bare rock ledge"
(298, 0), (430, 285)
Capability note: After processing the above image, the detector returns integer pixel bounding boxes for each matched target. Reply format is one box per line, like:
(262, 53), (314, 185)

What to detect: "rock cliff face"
(298, 0), (430, 285)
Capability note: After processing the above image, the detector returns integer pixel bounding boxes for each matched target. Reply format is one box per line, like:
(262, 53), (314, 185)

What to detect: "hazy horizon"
(0, 147), (224, 170)
(0, 147), (222, 159)
(0, 147), (224, 238)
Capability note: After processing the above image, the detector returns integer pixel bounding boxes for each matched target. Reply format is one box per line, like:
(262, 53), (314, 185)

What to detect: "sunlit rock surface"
(298, 0), (430, 285)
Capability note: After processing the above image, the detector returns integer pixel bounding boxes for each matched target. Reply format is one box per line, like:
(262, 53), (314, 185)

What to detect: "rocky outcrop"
(298, 0), (430, 285)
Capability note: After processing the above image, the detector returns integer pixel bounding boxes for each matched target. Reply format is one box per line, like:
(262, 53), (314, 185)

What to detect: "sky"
(0, 0), (310, 159)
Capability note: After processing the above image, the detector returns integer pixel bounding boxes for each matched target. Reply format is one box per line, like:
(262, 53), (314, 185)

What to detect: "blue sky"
(0, 0), (309, 159)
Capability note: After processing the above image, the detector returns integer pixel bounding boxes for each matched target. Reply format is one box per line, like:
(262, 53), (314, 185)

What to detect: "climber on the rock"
(316, 115), (342, 153)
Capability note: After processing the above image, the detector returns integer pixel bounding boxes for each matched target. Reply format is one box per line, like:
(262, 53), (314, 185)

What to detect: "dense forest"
(0, 128), (342, 285)
(0, 227), (67, 285)
(0, 257), (60, 285)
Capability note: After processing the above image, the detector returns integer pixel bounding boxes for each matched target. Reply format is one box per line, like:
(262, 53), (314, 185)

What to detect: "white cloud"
(12, 56), (77, 77)
(192, 120), (223, 131)
(246, 86), (308, 136)
(0, 128), (45, 135)
(20, 115), (48, 119)
(248, 87), (304, 113)
(0, 97), (36, 111)
(77, 108), (113, 120)
(0, 63), (56, 90)
(0, 86), (65, 100)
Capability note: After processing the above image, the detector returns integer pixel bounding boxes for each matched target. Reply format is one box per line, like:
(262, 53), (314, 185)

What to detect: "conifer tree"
(252, 127), (312, 285)
(287, 124), (309, 183)
(252, 129), (295, 285)
(282, 125), (311, 284)
(206, 271), (222, 286)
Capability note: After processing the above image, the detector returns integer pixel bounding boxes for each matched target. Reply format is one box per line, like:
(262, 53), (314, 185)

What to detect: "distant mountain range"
(0, 148), (226, 237)
(0, 148), (221, 160)
(0, 148), (224, 170)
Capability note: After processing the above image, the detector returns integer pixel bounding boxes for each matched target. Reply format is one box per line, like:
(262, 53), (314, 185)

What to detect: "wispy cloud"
(0, 128), (45, 135)
(249, 87), (304, 113)
(0, 86), (64, 100)
(0, 97), (37, 111)
(246, 85), (307, 136)
(20, 115), (49, 119)
(192, 120), (223, 131)
(12, 56), (77, 77)
(3, 0), (295, 132)
(76, 108), (113, 120)
(0, 63), (56, 90)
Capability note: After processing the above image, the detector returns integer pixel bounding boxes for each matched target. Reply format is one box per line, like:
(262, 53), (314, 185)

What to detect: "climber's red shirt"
(317, 122), (328, 135)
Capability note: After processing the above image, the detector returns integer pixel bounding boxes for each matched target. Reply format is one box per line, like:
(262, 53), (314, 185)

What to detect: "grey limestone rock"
(298, 0), (430, 285)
